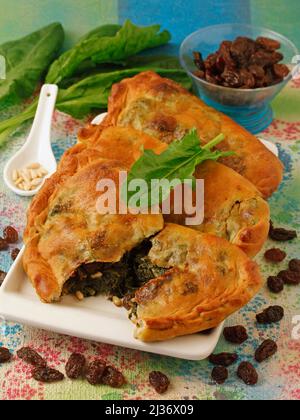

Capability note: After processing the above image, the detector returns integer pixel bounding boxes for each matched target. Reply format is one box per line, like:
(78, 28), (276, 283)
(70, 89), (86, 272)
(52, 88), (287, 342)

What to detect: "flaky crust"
(102, 71), (283, 198)
(166, 160), (270, 257)
(79, 125), (270, 257)
(134, 224), (263, 342)
(23, 139), (164, 303)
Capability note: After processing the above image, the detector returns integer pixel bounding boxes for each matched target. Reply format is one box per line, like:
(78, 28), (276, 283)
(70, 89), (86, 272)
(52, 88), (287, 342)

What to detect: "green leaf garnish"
(122, 129), (233, 208)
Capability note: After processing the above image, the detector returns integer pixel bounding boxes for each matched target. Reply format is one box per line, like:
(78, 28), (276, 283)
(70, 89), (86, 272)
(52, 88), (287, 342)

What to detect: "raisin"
(209, 353), (238, 367)
(223, 326), (248, 344)
(264, 248), (287, 263)
(269, 223), (297, 242)
(65, 353), (86, 379)
(239, 69), (256, 89)
(205, 70), (219, 85)
(102, 366), (126, 388)
(32, 367), (64, 383)
(221, 69), (242, 88)
(211, 366), (228, 384)
(204, 53), (218, 72)
(230, 37), (256, 66)
(278, 270), (300, 286)
(249, 64), (265, 80)
(122, 293), (135, 311)
(0, 347), (12, 363)
(194, 70), (205, 79)
(17, 347), (47, 367)
(273, 63), (290, 79)
(11, 248), (20, 261)
(193, 51), (205, 71)
(267, 276), (284, 293)
(3, 226), (18, 244)
(149, 371), (170, 394)
(255, 340), (278, 363)
(289, 259), (300, 273)
(0, 238), (8, 251)
(85, 360), (106, 385)
(256, 37), (281, 51)
(0, 270), (7, 286)
(256, 306), (284, 324)
(237, 362), (258, 385)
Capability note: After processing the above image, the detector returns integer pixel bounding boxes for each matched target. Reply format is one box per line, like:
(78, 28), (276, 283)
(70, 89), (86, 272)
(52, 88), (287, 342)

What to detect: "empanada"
(24, 128), (263, 343)
(23, 142), (164, 303)
(102, 71), (283, 198)
(79, 125), (270, 257)
(131, 224), (262, 342)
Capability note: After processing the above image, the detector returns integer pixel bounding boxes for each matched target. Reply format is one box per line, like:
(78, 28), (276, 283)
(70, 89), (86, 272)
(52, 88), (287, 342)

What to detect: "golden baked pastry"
(132, 224), (262, 342)
(23, 141), (164, 303)
(24, 124), (263, 341)
(166, 160), (270, 257)
(102, 71), (283, 198)
(79, 125), (270, 257)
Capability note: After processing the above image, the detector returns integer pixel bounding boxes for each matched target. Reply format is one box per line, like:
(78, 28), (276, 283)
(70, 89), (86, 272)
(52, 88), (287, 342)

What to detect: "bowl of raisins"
(180, 24), (298, 134)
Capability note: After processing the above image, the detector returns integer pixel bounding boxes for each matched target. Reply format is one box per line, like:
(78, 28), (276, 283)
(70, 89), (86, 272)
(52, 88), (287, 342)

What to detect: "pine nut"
(31, 178), (42, 187)
(76, 291), (84, 301)
(26, 163), (40, 170)
(112, 296), (123, 307)
(12, 170), (19, 181)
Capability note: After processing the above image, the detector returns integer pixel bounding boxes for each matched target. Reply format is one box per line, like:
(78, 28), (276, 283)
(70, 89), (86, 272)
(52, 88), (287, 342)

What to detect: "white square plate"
(0, 247), (224, 360)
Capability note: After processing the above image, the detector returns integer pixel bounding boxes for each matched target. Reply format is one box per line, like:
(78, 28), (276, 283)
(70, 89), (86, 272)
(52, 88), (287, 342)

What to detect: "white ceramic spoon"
(91, 112), (279, 157)
(3, 84), (58, 197)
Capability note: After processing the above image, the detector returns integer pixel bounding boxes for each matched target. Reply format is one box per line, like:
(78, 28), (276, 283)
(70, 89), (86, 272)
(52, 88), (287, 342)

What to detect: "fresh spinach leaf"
(56, 67), (191, 118)
(0, 23), (64, 110)
(122, 129), (233, 207)
(46, 20), (171, 85)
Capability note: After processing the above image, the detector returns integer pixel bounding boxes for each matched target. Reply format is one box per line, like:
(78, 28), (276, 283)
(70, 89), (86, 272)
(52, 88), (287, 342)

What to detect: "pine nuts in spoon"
(12, 163), (48, 191)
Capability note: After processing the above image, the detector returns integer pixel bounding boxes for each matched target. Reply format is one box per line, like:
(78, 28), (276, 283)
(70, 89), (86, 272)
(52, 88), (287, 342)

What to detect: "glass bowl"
(180, 23), (299, 134)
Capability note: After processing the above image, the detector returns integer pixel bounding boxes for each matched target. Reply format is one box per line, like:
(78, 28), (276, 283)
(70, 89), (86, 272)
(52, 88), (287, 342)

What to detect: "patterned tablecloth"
(0, 0), (299, 401)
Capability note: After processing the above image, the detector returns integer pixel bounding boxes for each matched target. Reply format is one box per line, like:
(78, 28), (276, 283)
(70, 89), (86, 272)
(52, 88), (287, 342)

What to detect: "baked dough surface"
(23, 140), (164, 303)
(79, 125), (270, 257)
(134, 224), (262, 342)
(102, 71), (283, 198)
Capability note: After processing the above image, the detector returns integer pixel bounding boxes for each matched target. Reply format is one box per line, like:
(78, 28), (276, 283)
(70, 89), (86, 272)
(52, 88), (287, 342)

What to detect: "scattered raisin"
(102, 366), (126, 388)
(289, 259), (300, 273)
(3, 226), (18, 244)
(209, 353), (238, 367)
(32, 367), (64, 383)
(85, 360), (106, 385)
(65, 353), (86, 379)
(278, 270), (300, 285)
(212, 366), (228, 384)
(11, 248), (20, 261)
(149, 371), (170, 394)
(269, 223), (297, 242)
(17, 347), (47, 367)
(267, 276), (284, 294)
(0, 270), (7, 286)
(0, 347), (12, 363)
(237, 362), (258, 385)
(256, 306), (284, 324)
(264, 248), (286, 263)
(223, 326), (248, 344)
(0, 238), (8, 251)
(255, 340), (278, 363)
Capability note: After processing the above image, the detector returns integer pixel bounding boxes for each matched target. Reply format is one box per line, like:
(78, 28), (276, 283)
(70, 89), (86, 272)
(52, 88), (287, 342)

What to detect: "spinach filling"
(63, 240), (166, 300)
